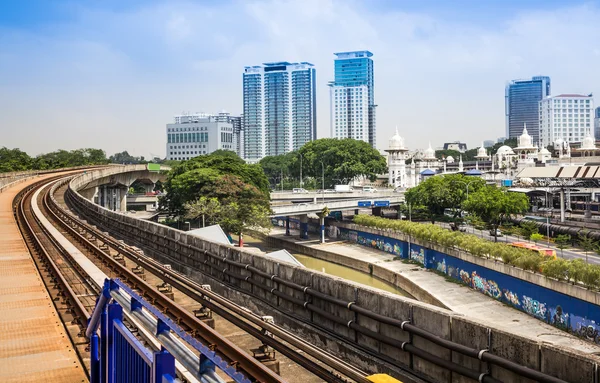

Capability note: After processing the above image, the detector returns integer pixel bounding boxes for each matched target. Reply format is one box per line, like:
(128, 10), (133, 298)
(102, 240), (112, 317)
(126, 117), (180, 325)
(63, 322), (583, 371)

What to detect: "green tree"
(405, 174), (485, 223)
(555, 234), (571, 258)
(0, 147), (32, 172)
(520, 221), (539, 240)
(462, 187), (529, 242)
(297, 138), (387, 187)
(109, 151), (146, 164)
(490, 138), (518, 155)
(578, 233), (595, 263)
(184, 197), (222, 227)
(530, 233), (544, 244)
(258, 153), (295, 188)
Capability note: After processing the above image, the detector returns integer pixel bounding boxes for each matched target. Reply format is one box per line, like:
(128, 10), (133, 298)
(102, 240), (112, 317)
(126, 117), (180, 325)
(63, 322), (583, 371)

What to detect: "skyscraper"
(329, 51), (376, 147)
(242, 62), (316, 163)
(505, 76), (551, 143)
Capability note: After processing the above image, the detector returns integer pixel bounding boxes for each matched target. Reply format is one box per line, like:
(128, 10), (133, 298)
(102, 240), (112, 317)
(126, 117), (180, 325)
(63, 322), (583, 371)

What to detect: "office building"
(539, 94), (594, 147)
(505, 76), (551, 143)
(483, 140), (495, 148)
(166, 112), (241, 161)
(595, 107), (600, 141)
(329, 51), (376, 147)
(243, 62), (317, 163)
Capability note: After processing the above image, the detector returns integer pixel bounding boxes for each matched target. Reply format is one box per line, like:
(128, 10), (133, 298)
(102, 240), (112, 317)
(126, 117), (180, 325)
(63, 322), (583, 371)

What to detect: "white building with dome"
(385, 127), (409, 188)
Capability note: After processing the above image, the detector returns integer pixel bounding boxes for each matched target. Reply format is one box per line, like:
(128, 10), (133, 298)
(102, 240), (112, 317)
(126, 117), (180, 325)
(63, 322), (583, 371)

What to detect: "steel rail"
(55, 178), (362, 383)
(46, 179), (285, 383)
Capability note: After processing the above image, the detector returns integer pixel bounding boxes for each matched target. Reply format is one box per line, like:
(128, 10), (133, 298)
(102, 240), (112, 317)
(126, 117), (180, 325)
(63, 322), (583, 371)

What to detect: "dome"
(539, 147), (551, 155)
(581, 134), (596, 150)
(423, 142), (436, 160)
(446, 155), (455, 163)
(496, 145), (515, 155)
(388, 126), (405, 150)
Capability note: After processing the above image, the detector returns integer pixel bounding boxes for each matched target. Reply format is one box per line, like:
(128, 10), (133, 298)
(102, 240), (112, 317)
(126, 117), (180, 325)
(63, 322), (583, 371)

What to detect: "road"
(435, 222), (600, 265)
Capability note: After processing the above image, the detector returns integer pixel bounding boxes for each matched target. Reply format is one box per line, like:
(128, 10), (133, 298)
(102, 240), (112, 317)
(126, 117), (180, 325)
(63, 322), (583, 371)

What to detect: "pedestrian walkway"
(270, 228), (600, 355)
(0, 176), (87, 383)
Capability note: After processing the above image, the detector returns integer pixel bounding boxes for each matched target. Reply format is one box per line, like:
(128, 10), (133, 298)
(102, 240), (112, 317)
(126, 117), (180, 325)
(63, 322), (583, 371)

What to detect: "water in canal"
(236, 234), (411, 297)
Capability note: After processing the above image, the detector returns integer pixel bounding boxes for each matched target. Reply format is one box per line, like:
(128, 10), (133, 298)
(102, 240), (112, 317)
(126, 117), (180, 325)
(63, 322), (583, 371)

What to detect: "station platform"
(0, 176), (87, 382)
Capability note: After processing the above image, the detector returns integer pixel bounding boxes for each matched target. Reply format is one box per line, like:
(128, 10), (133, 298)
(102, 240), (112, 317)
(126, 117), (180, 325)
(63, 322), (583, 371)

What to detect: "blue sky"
(1, 0), (600, 157)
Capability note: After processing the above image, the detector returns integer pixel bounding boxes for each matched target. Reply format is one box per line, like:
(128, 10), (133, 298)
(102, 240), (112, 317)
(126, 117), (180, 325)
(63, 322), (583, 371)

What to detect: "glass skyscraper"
(329, 51), (376, 147)
(505, 76), (551, 143)
(243, 62), (316, 163)
(595, 106), (600, 140)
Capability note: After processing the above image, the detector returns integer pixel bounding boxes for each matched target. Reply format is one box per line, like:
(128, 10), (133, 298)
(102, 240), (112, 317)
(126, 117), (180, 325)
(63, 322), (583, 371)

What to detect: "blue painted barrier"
(336, 226), (600, 345)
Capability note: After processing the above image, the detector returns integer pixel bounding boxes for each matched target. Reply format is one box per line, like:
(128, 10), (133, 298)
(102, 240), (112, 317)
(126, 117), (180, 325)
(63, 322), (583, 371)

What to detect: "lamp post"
(299, 153), (303, 189)
(455, 179), (477, 200)
(320, 161), (325, 203)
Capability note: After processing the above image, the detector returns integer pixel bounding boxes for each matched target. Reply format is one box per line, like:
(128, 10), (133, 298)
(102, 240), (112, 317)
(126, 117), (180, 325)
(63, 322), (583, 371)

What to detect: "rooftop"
(553, 94), (593, 98)
(334, 51), (373, 58)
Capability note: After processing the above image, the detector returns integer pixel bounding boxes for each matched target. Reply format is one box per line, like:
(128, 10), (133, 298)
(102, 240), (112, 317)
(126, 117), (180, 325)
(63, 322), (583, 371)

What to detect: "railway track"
(15, 173), (370, 383)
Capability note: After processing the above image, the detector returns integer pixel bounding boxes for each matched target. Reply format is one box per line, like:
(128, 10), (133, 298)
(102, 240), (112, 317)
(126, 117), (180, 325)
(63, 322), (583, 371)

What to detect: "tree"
(490, 138), (518, 155)
(530, 233), (544, 244)
(520, 221), (539, 240)
(555, 234), (571, 258)
(462, 187), (529, 242)
(184, 197), (221, 227)
(109, 151), (146, 164)
(0, 147), (32, 172)
(405, 174), (485, 223)
(161, 151), (272, 245)
(298, 138), (387, 187)
(259, 153), (295, 188)
(578, 233), (595, 263)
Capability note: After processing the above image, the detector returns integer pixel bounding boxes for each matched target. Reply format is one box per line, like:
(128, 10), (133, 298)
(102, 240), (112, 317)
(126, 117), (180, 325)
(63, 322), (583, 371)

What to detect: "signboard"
(147, 163), (161, 172)
(357, 201), (372, 207)
(374, 200), (390, 207)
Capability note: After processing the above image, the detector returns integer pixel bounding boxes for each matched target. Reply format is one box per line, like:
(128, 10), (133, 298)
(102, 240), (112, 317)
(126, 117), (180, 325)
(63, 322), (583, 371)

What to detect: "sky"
(1, 0), (600, 158)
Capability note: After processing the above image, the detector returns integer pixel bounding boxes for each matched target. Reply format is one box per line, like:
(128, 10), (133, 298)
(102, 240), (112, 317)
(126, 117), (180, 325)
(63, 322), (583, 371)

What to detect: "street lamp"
(320, 161), (325, 203)
(299, 153), (303, 188)
(454, 179), (477, 200)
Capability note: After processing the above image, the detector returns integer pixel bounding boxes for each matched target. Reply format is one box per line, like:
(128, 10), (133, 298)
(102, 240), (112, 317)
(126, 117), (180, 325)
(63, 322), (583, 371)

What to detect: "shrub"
(352, 215), (600, 290)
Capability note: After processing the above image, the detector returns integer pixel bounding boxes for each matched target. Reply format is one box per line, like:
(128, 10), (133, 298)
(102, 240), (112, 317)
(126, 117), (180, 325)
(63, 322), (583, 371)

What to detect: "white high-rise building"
(539, 94), (594, 147)
(243, 62), (317, 163)
(328, 51), (376, 146)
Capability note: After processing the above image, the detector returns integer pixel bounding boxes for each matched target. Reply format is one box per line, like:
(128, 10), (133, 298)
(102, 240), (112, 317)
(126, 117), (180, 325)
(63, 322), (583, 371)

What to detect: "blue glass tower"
(243, 62), (316, 162)
(505, 76), (551, 143)
(329, 51), (376, 147)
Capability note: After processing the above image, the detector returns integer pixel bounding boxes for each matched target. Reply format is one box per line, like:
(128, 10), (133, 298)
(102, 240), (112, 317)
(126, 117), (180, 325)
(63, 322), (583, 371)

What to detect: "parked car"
(363, 186), (378, 193)
(489, 229), (503, 237)
(292, 188), (309, 194)
(334, 185), (354, 193)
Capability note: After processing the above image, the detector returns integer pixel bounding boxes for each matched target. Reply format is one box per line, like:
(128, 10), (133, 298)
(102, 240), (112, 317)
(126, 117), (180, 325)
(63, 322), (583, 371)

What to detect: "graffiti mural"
(409, 247), (425, 265)
(333, 225), (600, 345)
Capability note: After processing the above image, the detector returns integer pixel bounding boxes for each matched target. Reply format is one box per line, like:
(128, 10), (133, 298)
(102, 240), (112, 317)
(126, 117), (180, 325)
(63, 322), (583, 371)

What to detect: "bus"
(510, 242), (557, 258)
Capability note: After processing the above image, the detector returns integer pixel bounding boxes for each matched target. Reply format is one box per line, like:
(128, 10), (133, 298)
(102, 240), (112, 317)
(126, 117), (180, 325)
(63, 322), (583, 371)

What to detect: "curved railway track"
(14, 173), (370, 383)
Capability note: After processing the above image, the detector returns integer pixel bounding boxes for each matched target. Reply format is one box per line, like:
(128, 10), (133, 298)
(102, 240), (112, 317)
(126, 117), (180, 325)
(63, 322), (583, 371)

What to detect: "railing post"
(153, 349), (176, 383)
(107, 303), (123, 383)
(90, 333), (99, 383)
(100, 306), (108, 383)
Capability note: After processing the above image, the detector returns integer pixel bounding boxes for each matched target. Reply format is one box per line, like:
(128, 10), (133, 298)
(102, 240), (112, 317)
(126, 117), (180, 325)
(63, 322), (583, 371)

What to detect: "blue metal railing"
(88, 280), (177, 383)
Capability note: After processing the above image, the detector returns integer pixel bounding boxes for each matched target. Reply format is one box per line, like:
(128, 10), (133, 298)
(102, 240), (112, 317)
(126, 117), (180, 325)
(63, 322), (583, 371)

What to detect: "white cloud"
(0, 0), (599, 157)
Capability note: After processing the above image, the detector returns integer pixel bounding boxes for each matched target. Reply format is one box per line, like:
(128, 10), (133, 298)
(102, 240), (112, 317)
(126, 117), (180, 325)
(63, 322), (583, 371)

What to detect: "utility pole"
(299, 153), (303, 188)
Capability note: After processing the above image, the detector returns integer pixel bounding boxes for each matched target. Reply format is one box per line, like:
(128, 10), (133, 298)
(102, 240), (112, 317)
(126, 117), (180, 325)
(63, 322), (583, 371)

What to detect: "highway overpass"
(271, 196), (405, 217)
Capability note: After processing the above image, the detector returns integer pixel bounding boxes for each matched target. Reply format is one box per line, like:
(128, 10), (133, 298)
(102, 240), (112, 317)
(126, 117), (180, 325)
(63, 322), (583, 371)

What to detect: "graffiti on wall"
(334, 225), (600, 345)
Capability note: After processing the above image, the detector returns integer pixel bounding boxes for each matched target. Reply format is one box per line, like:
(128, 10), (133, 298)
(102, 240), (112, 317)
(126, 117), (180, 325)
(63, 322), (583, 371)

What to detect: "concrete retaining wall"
(67, 170), (600, 383)
(328, 222), (600, 348)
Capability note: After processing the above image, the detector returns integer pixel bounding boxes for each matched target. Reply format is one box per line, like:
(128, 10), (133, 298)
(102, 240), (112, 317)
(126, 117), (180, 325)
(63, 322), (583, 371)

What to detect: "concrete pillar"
(299, 215), (309, 240)
(285, 216), (290, 236)
(396, 205), (402, 219)
(145, 183), (155, 194)
(119, 186), (128, 212)
(354, 209), (359, 216)
(320, 216), (325, 244)
(560, 189), (565, 222)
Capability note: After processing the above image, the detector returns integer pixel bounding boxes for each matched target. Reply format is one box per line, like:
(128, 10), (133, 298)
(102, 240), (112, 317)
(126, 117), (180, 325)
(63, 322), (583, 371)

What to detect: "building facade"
(329, 51), (376, 147)
(539, 94), (595, 147)
(243, 62), (317, 163)
(442, 142), (467, 152)
(165, 112), (240, 161)
(595, 106), (600, 141)
(505, 76), (551, 142)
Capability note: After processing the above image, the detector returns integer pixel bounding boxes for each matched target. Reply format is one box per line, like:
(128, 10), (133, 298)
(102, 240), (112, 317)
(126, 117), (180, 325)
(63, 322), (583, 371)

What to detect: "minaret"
(458, 155), (464, 172)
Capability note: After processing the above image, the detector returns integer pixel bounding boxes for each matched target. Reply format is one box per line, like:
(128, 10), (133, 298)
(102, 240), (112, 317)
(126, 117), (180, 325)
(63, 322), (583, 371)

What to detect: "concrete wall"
(68, 169), (600, 383)
(330, 222), (600, 347)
